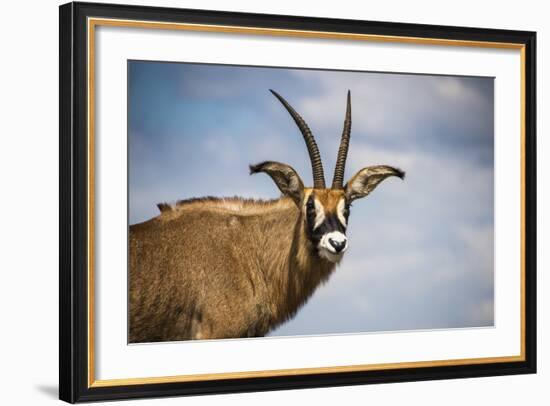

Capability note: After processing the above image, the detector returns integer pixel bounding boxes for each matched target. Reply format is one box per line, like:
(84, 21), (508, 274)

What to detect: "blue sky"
(128, 60), (494, 336)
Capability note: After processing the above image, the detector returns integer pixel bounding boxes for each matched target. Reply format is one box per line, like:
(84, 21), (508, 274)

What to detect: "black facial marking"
(305, 195), (347, 247)
(343, 201), (351, 223)
(306, 195), (316, 222)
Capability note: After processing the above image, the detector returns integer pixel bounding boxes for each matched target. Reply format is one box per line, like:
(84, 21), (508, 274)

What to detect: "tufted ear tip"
(395, 168), (406, 179)
(249, 161), (269, 175)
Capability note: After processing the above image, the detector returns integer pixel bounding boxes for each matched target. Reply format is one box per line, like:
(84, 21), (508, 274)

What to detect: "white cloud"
(290, 70), (490, 142)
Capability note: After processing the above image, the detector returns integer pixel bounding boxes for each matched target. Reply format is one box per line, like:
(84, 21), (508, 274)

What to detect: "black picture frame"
(59, 1), (537, 403)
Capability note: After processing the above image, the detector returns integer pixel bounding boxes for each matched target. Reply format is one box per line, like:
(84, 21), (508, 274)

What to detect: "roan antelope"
(129, 90), (404, 343)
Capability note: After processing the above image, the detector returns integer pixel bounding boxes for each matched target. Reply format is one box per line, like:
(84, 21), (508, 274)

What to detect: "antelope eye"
(343, 203), (351, 218)
(306, 200), (315, 212)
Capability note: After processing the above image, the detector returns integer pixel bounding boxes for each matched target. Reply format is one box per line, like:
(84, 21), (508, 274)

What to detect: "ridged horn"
(270, 89), (326, 189)
(332, 90), (352, 189)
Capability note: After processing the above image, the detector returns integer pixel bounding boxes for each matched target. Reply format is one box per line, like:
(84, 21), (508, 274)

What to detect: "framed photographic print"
(59, 1), (537, 403)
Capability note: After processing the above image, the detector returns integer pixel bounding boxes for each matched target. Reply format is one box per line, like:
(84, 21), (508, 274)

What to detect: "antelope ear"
(250, 161), (305, 205)
(345, 165), (405, 202)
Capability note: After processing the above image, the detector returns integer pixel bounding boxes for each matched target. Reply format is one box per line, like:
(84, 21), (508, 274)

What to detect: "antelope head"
(250, 90), (404, 263)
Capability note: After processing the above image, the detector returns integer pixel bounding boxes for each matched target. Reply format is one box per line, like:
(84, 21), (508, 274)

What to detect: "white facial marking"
(313, 199), (325, 230)
(318, 231), (348, 263)
(336, 199), (347, 227)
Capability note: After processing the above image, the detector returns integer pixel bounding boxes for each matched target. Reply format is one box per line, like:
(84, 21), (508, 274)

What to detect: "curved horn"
(270, 89), (326, 189)
(332, 90), (352, 189)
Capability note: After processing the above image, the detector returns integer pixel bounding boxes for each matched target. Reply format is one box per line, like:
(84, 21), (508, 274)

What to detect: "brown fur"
(309, 188), (346, 214)
(129, 195), (338, 343)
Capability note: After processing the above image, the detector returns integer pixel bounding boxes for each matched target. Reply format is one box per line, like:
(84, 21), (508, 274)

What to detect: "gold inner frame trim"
(87, 17), (527, 388)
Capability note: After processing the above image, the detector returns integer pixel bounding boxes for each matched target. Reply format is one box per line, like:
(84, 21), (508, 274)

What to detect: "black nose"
(329, 238), (347, 253)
